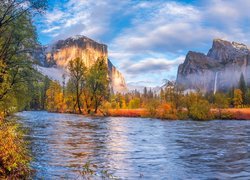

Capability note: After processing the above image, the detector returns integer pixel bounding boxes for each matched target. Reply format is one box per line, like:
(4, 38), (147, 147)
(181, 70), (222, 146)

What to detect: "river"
(16, 111), (250, 179)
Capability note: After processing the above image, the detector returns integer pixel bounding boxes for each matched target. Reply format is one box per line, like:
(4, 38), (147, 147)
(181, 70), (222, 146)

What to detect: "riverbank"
(221, 108), (250, 120)
(45, 108), (250, 120)
(108, 109), (147, 117)
(0, 118), (32, 178)
(108, 108), (250, 120)
(1, 109), (248, 178)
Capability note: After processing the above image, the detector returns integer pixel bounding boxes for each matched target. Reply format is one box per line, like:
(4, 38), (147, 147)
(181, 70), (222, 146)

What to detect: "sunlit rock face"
(108, 60), (127, 93)
(46, 36), (108, 68)
(35, 35), (127, 93)
(176, 39), (250, 93)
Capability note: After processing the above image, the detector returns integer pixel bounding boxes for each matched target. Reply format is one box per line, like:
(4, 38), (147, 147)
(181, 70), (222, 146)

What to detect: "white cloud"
(41, 26), (61, 33)
(37, 0), (250, 86)
(122, 56), (184, 74)
(204, 0), (250, 24)
(109, 0), (250, 86)
(112, 1), (248, 54)
(40, 0), (132, 41)
(44, 9), (65, 24)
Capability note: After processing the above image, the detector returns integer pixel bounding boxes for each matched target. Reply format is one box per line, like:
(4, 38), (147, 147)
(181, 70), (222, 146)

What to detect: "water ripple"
(15, 111), (250, 179)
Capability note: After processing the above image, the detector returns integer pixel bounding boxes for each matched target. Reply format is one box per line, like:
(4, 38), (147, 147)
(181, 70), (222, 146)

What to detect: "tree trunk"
(77, 95), (82, 114)
(76, 85), (82, 114)
(94, 98), (99, 114)
(94, 106), (98, 114)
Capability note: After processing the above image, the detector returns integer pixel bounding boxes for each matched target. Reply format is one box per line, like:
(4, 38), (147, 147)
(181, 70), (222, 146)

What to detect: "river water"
(16, 111), (250, 179)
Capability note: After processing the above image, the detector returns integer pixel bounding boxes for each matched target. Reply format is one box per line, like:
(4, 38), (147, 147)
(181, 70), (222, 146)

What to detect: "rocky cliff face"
(46, 36), (108, 68)
(176, 39), (250, 93)
(34, 35), (127, 92)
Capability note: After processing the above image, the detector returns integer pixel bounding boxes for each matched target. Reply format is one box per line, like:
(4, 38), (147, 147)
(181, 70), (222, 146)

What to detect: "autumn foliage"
(0, 121), (32, 178)
(45, 57), (109, 115)
(109, 109), (146, 117)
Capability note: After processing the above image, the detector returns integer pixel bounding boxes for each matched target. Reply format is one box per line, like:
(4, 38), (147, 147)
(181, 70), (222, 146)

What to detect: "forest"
(42, 71), (248, 121)
(0, 0), (47, 178)
(0, 0), (250, 178)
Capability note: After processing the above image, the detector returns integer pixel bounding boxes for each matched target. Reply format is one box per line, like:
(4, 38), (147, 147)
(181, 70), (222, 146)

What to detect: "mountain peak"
(212, 39), (232, 48)
(177, 39), (250, 93)
(212, 38), (249, 51)
(232, 41), (249, 52)
(54, 35), (107, 49)
(66, 35), (104, 45)
(207, 38), (250, 62)
(186, 51), (206, 58)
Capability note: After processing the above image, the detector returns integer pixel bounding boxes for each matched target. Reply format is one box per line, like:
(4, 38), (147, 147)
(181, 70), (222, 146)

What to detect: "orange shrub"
(109, 109), (146, 117)
(156, 103), (177, 119)
(222, 108), (250, 120)
(0, 121), (32, 178)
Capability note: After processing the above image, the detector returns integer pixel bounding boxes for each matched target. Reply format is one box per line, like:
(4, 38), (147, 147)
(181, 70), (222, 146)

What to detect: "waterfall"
(213, 72), (218, 94)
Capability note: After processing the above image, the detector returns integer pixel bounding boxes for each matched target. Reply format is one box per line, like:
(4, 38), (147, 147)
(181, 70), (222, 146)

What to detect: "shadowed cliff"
(176, 39), (250, 93)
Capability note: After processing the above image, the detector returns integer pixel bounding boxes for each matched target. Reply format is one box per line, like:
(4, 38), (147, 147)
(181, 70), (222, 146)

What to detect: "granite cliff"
(176, 39), (250, 93)
(34, 35), (127, 93)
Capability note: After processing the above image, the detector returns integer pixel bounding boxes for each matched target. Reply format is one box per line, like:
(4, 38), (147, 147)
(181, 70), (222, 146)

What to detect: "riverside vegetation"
(0, 0), (47, 178)
(44, 71), (249, 121)
(0, 0), (250, 178)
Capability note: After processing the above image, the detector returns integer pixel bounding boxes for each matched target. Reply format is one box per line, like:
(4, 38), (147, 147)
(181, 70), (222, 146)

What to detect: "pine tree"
(160, 88), (164, 102)
(143, 87), (147, 98)
(239, 73), (247, 105)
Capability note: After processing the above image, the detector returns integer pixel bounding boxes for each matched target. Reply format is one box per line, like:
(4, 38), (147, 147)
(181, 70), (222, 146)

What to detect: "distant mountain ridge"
(32, 35), (127, 93)
(176, 39), (250, 93)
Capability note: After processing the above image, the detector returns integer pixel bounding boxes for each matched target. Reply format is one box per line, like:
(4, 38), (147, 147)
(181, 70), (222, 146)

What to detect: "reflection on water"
(16, 111), (250, 179)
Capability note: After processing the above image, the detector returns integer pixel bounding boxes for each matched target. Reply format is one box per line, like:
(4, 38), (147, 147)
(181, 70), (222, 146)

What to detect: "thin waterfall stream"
(213, 72), (218, 94)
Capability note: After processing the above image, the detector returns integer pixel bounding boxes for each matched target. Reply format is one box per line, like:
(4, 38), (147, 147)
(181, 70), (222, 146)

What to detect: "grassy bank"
(220, 108), (250, 120)
(0, 118), (32, 179)
(108, 109), (147, 117)
(107, 108), (250, 120)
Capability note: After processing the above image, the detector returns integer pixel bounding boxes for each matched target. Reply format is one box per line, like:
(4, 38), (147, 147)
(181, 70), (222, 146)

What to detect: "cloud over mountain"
(36, 0), (250, 87)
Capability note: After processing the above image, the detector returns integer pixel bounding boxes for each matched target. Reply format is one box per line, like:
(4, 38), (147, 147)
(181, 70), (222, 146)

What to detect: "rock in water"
(33, 35), (127, 93)
(176, 39), (250, 93)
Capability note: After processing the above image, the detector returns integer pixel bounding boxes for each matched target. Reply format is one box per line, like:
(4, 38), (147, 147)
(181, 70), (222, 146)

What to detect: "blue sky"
(35, 0), (250, 87)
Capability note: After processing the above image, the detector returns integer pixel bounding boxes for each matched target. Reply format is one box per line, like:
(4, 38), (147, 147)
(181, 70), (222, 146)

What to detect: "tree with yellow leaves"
(233, 89), (243, 108)
(68, 58), (86, 114)
(46, 81), (65, 112)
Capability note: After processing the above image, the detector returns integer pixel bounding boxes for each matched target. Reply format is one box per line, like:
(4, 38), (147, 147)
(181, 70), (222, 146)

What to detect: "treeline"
(44, 64), (250, 121)
(107, 73), (249, 120)
(0, 0), (47, 178)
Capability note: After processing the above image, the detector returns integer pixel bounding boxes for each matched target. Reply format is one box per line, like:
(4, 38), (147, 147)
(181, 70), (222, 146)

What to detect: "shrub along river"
(15, 111), (250, 179)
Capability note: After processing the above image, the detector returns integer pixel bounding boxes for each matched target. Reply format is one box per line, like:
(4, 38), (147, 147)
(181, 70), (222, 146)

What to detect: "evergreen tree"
(245, 89), (250, 105)
(43, 76), (51, 109)
(143, 87), (147, 98)
(62, 74), (66, 97)
(160, 88), (164, 102)
(239, 73), (247, 105)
